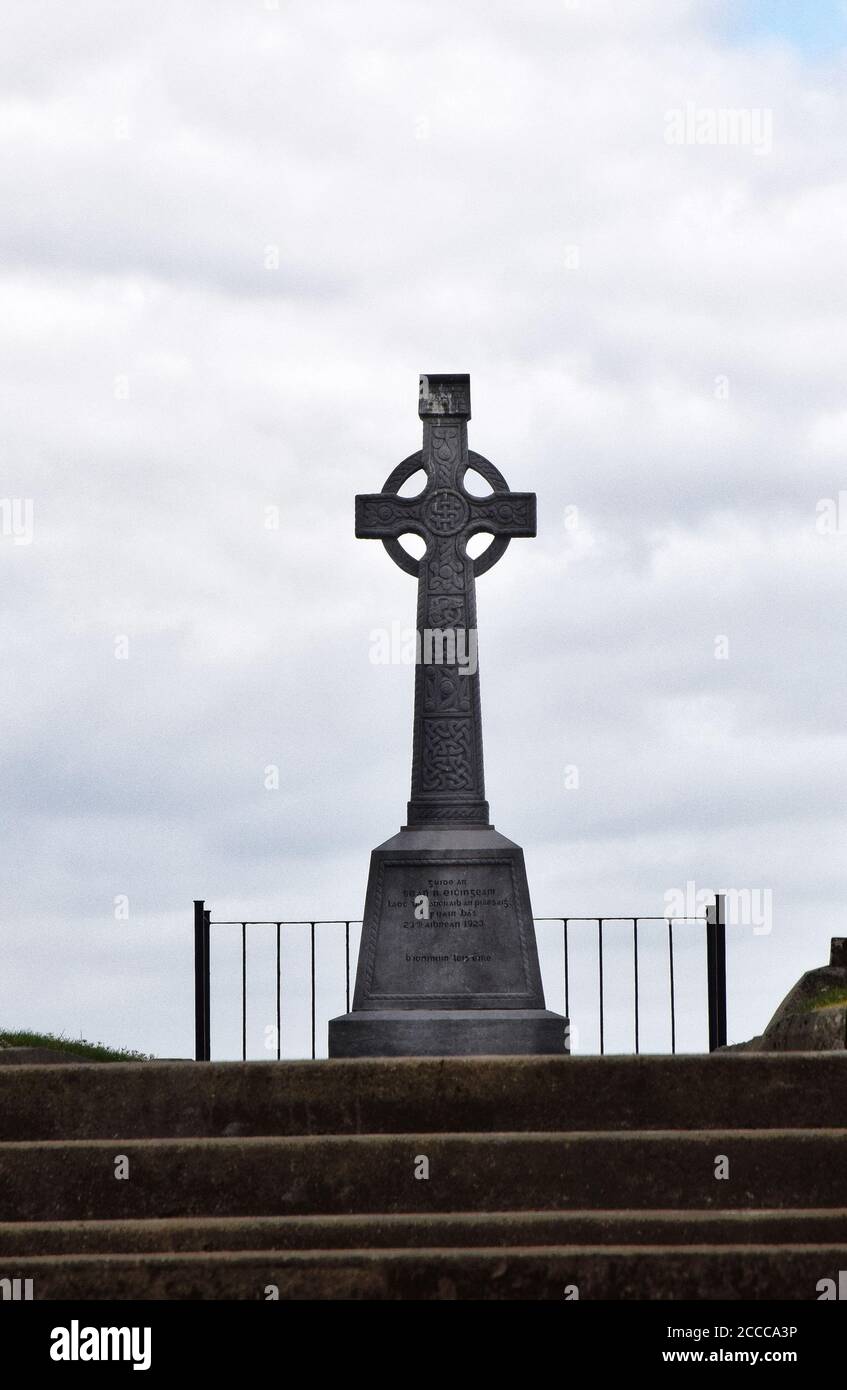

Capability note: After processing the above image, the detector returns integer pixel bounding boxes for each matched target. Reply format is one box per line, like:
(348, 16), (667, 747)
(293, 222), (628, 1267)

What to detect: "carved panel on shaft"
(428, 595), (465, 627)
(431, 427), (459, 486)
(428, 538), (465, 595)
(422, 718), (474, 790)
(424, 670), (471, 715)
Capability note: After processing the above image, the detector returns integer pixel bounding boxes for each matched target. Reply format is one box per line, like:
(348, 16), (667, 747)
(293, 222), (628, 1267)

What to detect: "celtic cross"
(356, 374), (536, 827)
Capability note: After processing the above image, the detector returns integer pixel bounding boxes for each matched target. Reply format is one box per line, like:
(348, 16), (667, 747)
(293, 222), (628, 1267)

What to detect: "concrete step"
(3, 1245), (846, 1299)
(2, 1131), (845, 1221)
(1, 1209), (845, 1255)
(1, 1055), (845, 1140)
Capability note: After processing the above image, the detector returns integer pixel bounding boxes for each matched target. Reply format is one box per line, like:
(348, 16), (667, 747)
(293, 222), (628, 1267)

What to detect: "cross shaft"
(355, 374), (536, 826)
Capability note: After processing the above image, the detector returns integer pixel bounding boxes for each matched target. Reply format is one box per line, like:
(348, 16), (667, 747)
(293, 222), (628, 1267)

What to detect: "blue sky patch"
(720, 0), (847, 57)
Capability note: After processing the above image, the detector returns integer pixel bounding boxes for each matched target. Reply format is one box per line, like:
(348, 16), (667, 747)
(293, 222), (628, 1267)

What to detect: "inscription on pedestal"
(360, 856), (536, 1006)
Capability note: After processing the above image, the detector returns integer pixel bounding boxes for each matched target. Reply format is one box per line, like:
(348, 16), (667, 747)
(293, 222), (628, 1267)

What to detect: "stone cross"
(355, 374), (536, 827)
(329, 373), (564, 1056)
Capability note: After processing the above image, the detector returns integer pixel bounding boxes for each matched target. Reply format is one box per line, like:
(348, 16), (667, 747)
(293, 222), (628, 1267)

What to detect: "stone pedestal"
(328, 826), (567, 1057)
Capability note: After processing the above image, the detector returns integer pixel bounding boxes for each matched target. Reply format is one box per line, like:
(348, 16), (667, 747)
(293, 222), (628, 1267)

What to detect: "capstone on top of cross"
(418, 374), (471, 420)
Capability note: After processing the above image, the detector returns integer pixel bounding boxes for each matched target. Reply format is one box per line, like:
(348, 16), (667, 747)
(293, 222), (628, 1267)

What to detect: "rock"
(723, 939), (847, 1052)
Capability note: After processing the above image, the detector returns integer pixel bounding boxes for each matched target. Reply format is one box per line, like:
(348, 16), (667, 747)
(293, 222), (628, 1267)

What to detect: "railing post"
(194, 899), (211, 1061)
(203, 908), (212, 1060)
(706, 892), (727, 1052)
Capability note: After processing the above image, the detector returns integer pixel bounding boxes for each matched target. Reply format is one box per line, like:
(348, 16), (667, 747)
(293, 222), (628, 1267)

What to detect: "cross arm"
(355, 493), (425, 540)
(467, 490), (536, 539)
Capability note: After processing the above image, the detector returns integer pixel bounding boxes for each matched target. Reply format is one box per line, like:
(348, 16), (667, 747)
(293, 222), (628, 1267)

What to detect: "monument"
(328, 374), (567, 1056)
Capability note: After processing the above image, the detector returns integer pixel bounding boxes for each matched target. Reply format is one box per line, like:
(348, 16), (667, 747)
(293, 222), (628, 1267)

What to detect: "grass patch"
(804, 990), (847, 1012)
(0, 1030), (153, 1062)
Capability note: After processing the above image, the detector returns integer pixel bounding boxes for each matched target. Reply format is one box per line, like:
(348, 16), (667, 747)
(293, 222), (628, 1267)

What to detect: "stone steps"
(3, 1245), (846, 1300)
(1, 1056), (844, 1298)
(1, 1209), (845, 1255)
(2, 1131), (846, 1221)
(1, 1054), (844, 1139)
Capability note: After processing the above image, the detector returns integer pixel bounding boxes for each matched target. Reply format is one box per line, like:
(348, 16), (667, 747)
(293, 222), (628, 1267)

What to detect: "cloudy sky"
(2, 0), (847, 1059)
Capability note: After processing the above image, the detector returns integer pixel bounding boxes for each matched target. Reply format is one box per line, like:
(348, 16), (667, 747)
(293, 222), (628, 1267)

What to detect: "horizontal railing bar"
(535, 915), (709, 923)
(211, 914), (709, 927)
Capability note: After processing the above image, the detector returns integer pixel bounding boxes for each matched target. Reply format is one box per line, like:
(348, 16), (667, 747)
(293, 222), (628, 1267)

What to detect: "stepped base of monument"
(327, 1008), (568, 1057)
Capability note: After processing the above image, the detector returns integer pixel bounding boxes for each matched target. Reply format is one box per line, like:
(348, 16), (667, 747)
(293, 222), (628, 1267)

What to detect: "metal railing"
(192, 895), (727, 1061)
